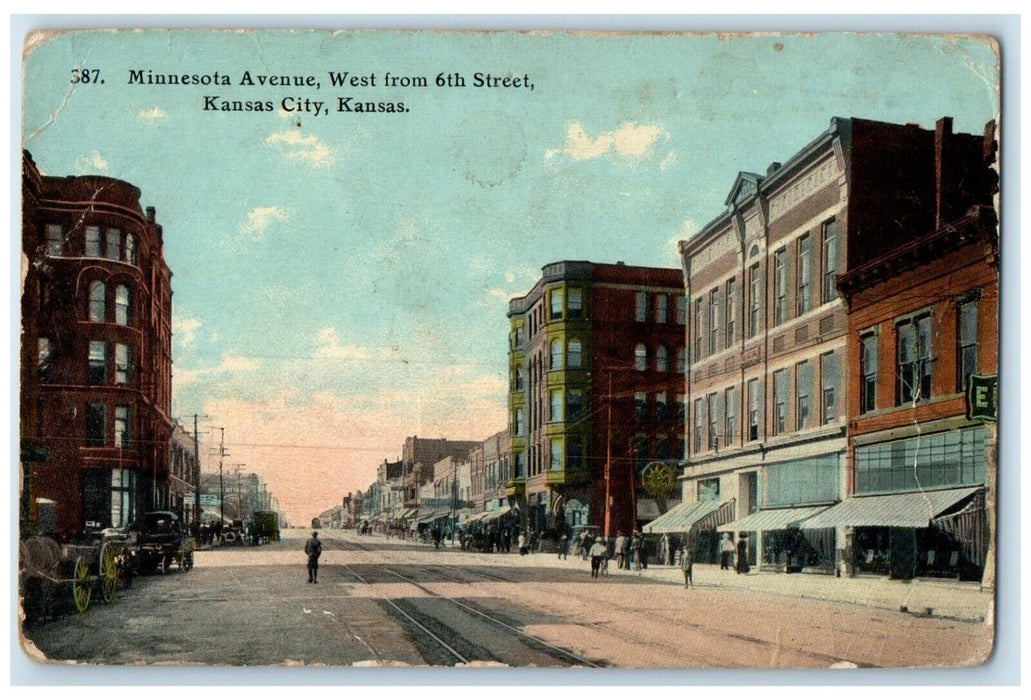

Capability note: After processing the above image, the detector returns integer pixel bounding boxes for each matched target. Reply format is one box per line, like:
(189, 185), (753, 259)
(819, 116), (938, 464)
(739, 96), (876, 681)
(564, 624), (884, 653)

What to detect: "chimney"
(935, 117), (954, 229)
(146, 206), (156, 223)
(766, 162), (782, 176)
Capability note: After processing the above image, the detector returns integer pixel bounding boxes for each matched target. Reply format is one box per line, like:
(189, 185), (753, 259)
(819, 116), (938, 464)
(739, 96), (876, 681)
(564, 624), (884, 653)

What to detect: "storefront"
(644, 499), (735, 563)
(718, 505), (834, 573)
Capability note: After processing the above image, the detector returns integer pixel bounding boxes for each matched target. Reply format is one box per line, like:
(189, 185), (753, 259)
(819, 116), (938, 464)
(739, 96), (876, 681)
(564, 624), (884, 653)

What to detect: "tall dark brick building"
(20, 151), (174, 538)
(507, 261), (685, 537)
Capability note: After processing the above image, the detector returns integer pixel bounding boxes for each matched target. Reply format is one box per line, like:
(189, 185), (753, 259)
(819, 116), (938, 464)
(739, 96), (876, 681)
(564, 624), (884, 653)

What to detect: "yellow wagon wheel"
(99, 542), (120, 603)
(72, 556), (93, 614)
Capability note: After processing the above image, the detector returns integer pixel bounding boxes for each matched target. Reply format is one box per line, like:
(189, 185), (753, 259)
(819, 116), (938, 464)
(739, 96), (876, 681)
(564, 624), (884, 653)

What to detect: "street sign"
(184, 494), (222, 507)
(966, 374), (998, 422)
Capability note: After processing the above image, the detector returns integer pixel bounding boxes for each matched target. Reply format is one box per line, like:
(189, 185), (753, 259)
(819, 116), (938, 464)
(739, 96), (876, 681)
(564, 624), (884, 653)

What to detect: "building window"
(88, 281), (106, 322)
(567, 339), (582, 369)
(698, 478), (720, 501)
(115, 343), (131, 384)
(676, 347), (686, 374)
(85, 226), (102, 257)
(694, 296), (705, 359)
(707, 392), (720, 449)
(550, 339), (563, 370)
(821, 351), (841, 424)
(795, 361), (812, 430)
(633, 436), (649, 472)
(87, 403), (106, 447)
(550, 390), (564, 422)
(677, 393), (686, 423)
(114, 406), (131, 448)
(655, 345), (669, 372)
(115, 285), (131, 325)
(46, 224), (63, 256)
(693, 398), (704, 452)
(748, 263), (761, 338)
(110, 468), (135, 527)
(550, 288), (564, 321)
(675, 295), (686, 325)
(677, 436), (687, 461)
(797, 234), (812, 315)
(655, 294), (669, 323)
(773, 369), (788, 435)
(568, 288), (583, 320)
(748, 378), (762, 441)
(656, 392), (669, 422)
(656, 436), (671, 460)
(124, 234), (137, 265)
(634, 343), (647, 371)
(567, 437), (584, 472)
(567, 390), (584, 423)
(958, 299), (978, 392)
(550, 441), (562, 471)
(514, 408), (525, 436)
(514, 364), (525, 391)
(774, 249), (787, 326)
(822, 218), (841, 304)
(88, 341), (107, 385)
(726, 277), (737, 346)
(897, 314), (933, 404)
(725, 386), (737, 447)
(855, 427), (986, 495)
(861, 333), (878, 414)
(635, 392), (648, 422)
(709, 288), (721, 354)
(105, 228), (122, 260)
(38, 337), (53, 382)
(635, 291), (647, 322)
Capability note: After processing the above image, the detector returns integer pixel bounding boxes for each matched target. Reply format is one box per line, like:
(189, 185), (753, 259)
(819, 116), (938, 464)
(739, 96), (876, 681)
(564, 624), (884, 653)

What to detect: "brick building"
(676, 116), (997, 576)
(804, 118), (998, 581)
(400, 436), (480, 510)
(20, 151), (173, 538)
(507, 261), (685, 537)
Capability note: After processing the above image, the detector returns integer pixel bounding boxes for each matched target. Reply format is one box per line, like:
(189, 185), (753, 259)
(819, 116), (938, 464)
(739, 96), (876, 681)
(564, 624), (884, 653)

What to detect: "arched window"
(550, 339), (563, 370)
(567, 339), (582, 368)
(656, 345), (669, 372)
(88, 281), (106, 322)
(124, 234), (137, 265)
(634, 343), (647, 371)
(115, 285), (131, 325)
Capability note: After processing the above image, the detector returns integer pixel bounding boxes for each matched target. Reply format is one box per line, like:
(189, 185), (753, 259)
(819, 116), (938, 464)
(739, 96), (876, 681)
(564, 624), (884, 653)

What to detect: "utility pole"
(218, 427), (226, 527)
(192, 414), (201, 531)
(604, 370), (613, 539)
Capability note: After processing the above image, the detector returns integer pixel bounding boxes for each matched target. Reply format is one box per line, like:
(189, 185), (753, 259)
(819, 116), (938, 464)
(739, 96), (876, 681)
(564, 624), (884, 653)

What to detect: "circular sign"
(641, 461), (677, 498)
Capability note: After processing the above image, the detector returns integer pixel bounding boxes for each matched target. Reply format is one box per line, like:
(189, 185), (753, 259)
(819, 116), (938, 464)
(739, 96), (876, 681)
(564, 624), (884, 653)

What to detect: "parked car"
(128, 511), (194, 575)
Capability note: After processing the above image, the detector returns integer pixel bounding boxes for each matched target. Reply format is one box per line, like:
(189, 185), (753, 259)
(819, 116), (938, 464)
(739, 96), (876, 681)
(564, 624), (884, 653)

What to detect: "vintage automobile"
(128, 510), (195, 575)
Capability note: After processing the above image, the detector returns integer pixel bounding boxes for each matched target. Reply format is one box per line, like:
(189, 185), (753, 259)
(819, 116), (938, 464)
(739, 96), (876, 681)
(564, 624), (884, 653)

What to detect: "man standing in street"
(720, 533), (735, 570)
(305, 531), (323, 584)
(588, 537), (608, 578)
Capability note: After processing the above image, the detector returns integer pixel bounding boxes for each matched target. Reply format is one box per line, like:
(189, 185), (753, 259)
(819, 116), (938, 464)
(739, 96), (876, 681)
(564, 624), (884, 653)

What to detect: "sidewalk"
(549, 553), (992, 623)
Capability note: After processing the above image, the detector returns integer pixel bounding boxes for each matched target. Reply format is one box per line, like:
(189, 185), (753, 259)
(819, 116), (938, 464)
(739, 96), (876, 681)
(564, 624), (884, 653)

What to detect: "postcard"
(17, 27), (1001, 671)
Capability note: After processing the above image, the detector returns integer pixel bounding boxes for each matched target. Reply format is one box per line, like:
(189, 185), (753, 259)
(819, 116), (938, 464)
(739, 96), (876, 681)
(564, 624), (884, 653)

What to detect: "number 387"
(71, 68), (101, 84)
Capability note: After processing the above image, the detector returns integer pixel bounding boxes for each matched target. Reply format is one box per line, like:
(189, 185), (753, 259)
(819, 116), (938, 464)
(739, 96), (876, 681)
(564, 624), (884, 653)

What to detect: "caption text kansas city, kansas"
(126, 69), (536, 115)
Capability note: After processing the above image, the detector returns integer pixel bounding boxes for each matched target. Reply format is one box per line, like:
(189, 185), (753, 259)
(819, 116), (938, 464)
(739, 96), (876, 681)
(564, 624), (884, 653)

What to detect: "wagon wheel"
(72, 556), (93, 613)
(158, 555), (170, 575)
(99, 542), (121, 603)
(180, 547), (194, 572)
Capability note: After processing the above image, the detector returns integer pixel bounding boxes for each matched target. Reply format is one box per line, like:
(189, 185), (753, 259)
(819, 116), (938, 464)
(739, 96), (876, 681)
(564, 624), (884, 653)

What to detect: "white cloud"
(546, 121), (668, 163)
(313, 328), (408, 365)
(74, 150), (109, 172)
(667, 218), (699, 266)
(173, 316), (203, 346)
(660, 151), (678, 171)
(217, 354), (261, 373)
(239, 206), (289, 238)
(138, 107), (165, 122)
(264, 130), (333, 166)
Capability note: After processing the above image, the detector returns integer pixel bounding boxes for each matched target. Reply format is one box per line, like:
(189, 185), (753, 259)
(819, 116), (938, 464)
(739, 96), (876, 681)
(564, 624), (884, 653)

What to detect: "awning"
(417, 510), (451, 524)
(718, 505), (830, 533)
(801, 487), (982, 530)
(645, 499), (731, 534)
(481, 505), (512, 522)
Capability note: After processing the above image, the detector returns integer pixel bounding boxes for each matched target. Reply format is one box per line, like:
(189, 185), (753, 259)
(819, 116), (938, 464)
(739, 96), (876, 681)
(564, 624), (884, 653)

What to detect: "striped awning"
(718, 505), (831, 533)
(417, 509), (451, 524)
(480, 505), (512, 522)
(800, 487), (982, 529)
(644, 499), (731, 534)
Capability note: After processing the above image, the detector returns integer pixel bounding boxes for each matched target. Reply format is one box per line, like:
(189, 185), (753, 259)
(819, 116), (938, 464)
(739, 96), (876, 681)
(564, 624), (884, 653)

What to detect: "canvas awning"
(718, 505), (830, 533)
(417, 510), (451, 524)
(480, 505), (512, 522)
(800, 486), (982, 530)
(644, 499), (732, 534)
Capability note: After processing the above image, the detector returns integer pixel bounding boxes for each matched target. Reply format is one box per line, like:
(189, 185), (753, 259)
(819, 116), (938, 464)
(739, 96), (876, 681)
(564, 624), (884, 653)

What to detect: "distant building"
(471, 429), (511, 514)
(169, 421), (200, 528)
(507, 261), (685, 537)
(20, 151), (173, 538)
(401, 436), (480, 510)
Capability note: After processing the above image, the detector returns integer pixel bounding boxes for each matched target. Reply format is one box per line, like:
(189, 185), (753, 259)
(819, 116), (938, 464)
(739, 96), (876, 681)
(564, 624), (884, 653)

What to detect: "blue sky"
(20, 30), (999, 523)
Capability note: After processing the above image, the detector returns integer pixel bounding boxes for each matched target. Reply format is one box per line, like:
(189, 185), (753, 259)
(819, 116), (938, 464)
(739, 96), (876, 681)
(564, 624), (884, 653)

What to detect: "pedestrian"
(518, 531), (527, 555)
(615, 531), (627, 569)
(736, 535), (750, 574)
(631, 532), (642, 571)
(720, 533), (735, 570)
(558, 530), (569, 560)
(588, 537), (608, 578)
(680, 546), (693, 588)
(304, 531), (323, 584)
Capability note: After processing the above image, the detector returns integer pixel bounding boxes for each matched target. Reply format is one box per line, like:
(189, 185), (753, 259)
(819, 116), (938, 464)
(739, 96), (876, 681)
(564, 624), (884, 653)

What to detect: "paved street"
(20, 529), (993, 668)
